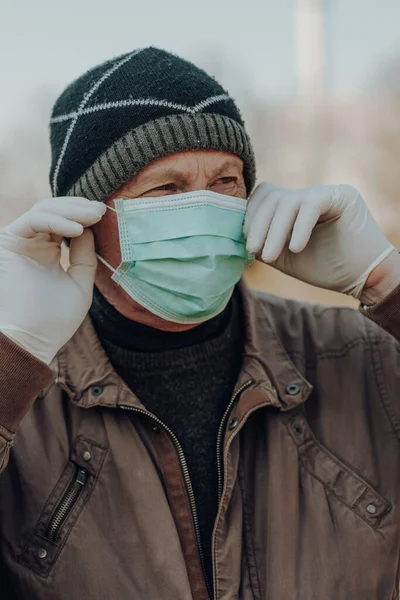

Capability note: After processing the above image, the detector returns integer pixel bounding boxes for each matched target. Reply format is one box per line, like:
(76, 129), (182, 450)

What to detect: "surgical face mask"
(96, 190), (254, 324)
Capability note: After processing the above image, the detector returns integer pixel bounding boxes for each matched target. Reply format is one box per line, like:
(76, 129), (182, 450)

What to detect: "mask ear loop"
(96, 253), (116, 273)
(95, 203), (118, 273)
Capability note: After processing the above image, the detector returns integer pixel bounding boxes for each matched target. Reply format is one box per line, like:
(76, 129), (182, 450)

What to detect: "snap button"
(82, 451), (92, 462)
(367, 503), (377, 515)
(37, 548), (47, 559)
(293, 424), (303, 435)
(361, 304), (369, 310)
(92, 385), (104, 397)
(286, 384), (301, 395)
(272, 386), (278, 395)
(228, 417), (240, 430)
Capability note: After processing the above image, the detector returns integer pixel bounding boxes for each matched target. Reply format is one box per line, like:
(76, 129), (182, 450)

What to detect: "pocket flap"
(287, 413), (392, 528)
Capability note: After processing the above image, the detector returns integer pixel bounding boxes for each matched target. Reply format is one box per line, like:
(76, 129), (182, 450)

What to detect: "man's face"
(92, 149), (247, 331)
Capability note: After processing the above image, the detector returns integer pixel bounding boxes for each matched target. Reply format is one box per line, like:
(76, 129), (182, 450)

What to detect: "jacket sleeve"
(0, 332), (55, 472)
(360, 281), (400, 342)
(360, 284), (400, 442)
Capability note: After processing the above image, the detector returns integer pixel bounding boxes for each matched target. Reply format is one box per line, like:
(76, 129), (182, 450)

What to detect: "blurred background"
(1, 0), (400, 308)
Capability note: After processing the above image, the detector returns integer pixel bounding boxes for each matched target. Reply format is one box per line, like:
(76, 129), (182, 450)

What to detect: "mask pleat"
(109, 190), (253, 324)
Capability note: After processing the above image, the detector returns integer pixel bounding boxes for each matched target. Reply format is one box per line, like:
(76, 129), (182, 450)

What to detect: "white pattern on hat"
(52, 48), (145, 196)
(50, 94), (232, 125)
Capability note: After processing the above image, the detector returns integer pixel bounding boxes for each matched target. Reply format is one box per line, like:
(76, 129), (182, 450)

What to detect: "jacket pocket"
(18, 436), (107, 578)
(45, 465), (89, 542)
(286, 411), (392, 530)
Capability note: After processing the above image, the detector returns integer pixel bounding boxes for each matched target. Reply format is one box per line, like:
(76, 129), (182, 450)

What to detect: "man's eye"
(213, 177), (236, 185)
(154, 183), (176, 191)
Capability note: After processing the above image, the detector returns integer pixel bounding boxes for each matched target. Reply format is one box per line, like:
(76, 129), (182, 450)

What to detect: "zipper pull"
(75, 467), (88, 485)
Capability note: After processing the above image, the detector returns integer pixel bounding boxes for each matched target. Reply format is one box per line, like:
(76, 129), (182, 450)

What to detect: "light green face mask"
(96, 190), (254, 324)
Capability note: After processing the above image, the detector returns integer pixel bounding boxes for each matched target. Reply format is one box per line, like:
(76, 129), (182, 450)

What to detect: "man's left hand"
(244, 182), (399, 303)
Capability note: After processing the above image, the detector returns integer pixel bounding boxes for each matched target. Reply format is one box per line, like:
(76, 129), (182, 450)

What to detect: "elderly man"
(0, 47), (399, 600)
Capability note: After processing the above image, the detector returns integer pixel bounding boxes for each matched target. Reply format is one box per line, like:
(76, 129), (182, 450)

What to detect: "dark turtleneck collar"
(89, 285), (236, 353)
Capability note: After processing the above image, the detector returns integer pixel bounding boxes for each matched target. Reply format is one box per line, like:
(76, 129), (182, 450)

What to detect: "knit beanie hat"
(49, 47), (256, 202)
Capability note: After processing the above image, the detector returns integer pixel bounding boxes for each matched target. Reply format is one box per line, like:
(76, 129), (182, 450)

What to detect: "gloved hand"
(0, 197), (106, 364)
(244, 183), (394, 299)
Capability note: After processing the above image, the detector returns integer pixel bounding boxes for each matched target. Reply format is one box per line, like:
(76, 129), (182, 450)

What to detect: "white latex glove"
(0, 197), (106, 364)
(244, 183), (394, 299)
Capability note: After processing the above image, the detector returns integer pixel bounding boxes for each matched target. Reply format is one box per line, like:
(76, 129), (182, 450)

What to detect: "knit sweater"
(89, 287), (244, 590)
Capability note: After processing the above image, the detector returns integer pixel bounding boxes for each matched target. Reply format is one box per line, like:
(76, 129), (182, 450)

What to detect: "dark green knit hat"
(49, 47), (256, 201)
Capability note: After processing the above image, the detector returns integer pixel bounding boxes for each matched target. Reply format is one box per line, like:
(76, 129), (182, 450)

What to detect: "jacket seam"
(256, 293), (371, 362)
(365, 320), (400, 445)
(286, 337), (368, 365)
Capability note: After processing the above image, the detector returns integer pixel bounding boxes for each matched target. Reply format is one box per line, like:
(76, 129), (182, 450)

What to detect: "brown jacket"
(0, 283), (400, 600)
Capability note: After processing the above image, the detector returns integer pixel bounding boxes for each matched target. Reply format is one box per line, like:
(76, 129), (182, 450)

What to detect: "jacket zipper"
(213, 379), (253, 600)
(213, 393), (272, 600)
(46, 466), (89, 542)
(121, 380), (252, 600)
(216, 380), (253, 503)
(120, 404), (213, 599)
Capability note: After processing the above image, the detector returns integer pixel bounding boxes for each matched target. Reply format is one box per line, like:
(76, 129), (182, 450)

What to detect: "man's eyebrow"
(211, 159), (243, 178)
(149, 159), (242, 181)
(136, 167), (189, 185)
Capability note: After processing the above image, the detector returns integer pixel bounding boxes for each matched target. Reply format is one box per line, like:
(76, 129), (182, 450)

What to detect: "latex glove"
(0, 197), (106, 364)
(244, 183), (394, 299)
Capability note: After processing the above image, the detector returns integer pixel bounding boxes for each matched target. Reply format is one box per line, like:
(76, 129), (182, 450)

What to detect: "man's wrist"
(359, 248), (400, 306)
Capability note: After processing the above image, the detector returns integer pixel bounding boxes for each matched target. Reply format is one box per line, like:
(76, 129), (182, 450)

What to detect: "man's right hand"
(0, 197), (106, 364)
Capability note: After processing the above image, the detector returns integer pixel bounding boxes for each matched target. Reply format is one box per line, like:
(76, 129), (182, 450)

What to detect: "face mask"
(96, 190), (254, 324)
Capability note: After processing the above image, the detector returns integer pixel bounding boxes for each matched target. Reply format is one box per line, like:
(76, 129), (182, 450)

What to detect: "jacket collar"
(54, 281), (312, 412)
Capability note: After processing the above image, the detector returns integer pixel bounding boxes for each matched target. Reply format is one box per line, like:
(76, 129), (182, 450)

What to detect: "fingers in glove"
(243, 183), (282, 238)
(6, 197), (106, 239)
(31, 197), (106, 220)
(289, 201), (321, 253)
(8, 214), (85, 239)
(67, 229), (97, 300)
(261, 198), (301, 262)
(246, 201), (279, 254)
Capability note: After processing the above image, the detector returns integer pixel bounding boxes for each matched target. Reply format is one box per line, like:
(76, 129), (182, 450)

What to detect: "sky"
(0, 0), (400, 116)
